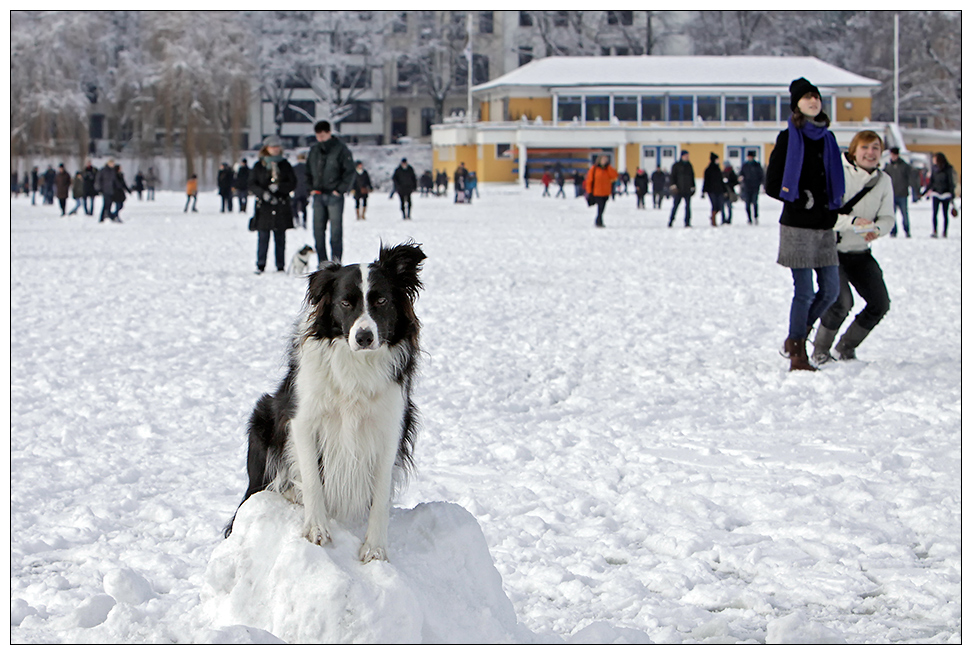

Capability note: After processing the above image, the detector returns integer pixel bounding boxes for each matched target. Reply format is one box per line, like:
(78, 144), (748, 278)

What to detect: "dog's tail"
(224, 393), (277, 538)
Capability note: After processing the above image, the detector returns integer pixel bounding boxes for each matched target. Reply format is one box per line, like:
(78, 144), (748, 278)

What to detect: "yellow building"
(432, 55), (960, 184)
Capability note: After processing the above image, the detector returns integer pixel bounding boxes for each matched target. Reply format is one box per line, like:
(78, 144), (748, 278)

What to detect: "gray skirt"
(777, 224), (839, 269)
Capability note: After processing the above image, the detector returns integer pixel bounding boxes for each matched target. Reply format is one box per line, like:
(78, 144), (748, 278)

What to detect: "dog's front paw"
(303, 522), (331, 546)
(358, 541), (388, 563)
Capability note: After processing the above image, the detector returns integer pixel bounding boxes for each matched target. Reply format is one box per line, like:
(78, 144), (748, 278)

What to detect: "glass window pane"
(725, 96), (749, 122)
(668, 96), (693, 122)
(558, 96), (581, 122)
(613, 96), (637, 121)
(641, 96), (663, 121)
(697, 96), (721, 121)
(585, 96), (609, 122)
(752, 96), (777, 122)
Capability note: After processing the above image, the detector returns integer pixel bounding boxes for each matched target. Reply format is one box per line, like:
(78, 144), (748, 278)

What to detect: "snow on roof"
(473, 56), (881, 93)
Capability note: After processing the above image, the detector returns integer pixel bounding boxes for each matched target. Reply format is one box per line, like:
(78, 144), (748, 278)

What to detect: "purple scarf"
(780, 116), (845, 210)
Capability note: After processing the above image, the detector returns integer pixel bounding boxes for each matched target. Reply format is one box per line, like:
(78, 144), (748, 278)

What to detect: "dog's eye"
(340, 300), (353, 309)
(373, 296), (387, 306)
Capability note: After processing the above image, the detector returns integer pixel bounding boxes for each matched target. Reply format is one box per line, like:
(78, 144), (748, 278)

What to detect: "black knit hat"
(789, 77), (821, 112)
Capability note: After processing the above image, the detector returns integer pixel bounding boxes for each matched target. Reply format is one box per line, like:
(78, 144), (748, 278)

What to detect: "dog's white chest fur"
(285, 336), (405, 523)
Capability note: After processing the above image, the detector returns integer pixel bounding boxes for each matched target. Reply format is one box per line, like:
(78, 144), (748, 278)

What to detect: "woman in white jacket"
(812, 130), (895, 364)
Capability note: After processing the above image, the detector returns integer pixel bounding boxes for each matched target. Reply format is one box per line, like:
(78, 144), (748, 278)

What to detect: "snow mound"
(766, 611), (846, 644)
(201, 492), (535, 643)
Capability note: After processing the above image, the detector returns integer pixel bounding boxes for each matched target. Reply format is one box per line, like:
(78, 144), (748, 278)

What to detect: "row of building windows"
(553, 93), (822, 124)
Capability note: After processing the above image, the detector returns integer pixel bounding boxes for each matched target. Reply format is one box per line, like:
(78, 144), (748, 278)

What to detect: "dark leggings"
(931, 197), (951, 236)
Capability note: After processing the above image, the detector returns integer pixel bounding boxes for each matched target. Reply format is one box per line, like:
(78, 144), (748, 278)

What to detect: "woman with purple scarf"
(765, 77), (845, 372)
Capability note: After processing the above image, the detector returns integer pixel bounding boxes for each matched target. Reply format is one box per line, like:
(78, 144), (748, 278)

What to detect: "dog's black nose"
(355, 328), (375, 349)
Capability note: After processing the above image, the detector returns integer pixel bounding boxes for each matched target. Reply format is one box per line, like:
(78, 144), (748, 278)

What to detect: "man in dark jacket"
(94, 159), (119, 222)
(392, 157), (417, 220)
(739, 151), (764, 225)
(217, 163), (234, 213)
(668, 151), (695, 227)
(306, 120), (355, 266)
(883, 147), (912, 237)
(82, 161), (97, 215)
(234, 158), (250, 213)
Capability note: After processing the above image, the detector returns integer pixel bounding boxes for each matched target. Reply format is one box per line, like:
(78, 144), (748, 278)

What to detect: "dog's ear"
(306, 263), (341, 306)
(377, 242), (426, 299)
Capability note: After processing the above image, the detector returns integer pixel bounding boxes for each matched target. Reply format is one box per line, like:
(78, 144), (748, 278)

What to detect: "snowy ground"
(9, 185), (962, 643)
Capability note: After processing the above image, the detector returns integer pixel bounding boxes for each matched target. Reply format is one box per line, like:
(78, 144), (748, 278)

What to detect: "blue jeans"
(741, 188), (759, 222)
(313, 193), (345, 265)
(890, 196), (910, 236)
(669, 193), (692, 226)
(256, 229), (286, 272)
(789, 266), (840, 340)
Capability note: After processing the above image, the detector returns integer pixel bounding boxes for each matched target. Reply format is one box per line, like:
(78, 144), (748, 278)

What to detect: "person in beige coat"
(812, 130), (895, 364)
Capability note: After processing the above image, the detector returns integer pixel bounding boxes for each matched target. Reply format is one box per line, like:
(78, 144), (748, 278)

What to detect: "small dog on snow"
(224, 242), (426, 563)
(287, 245), (315, 276)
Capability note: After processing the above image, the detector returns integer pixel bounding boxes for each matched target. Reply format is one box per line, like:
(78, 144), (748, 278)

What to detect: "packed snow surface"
(9, 185), (961, 643)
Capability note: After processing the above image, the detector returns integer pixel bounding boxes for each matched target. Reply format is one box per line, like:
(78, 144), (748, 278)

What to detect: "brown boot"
(783, 338), (816, 372)
(711, 211), (718, 226)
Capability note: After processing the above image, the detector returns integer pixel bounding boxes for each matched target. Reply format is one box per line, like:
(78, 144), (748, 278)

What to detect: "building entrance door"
(726, 145), (760, 172)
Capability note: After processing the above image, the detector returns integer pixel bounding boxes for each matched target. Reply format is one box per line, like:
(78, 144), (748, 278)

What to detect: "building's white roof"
(473, 56), (881, 93)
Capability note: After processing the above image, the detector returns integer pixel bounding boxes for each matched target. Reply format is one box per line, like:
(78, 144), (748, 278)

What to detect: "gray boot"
(835, 321), (871, 361)
(811, 325), (839, 366)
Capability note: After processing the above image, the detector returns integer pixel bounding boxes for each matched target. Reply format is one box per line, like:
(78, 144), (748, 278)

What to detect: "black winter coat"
(669, 160), (695, 196)
(292, 162), (309, 199)
(765, 128), (838, 230)
(634, 171), (649, 195)
(83, 167), (97, 197)
(353, 169), (372, 198)
(702, 163), (726, 196)
(740, 160), (764, 193)
(113, 172), (130, 203)
(392, 164), (417, 195)
(651, 169), (668, 192)
(306, 137), (355, 194)
(249, 158), (297, 231)
(924, 164), (955, 196)
(234, 165), (250, 192)
(217, 168), (234, 196)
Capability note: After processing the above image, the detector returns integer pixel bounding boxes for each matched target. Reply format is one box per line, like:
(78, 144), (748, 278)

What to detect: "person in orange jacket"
(584, 155), (618, 228)
(184, 174), (198, 213)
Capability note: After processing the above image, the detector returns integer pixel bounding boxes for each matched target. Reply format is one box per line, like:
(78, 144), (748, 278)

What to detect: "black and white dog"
(287, 244), (315, 276)
(225, 242), (426, 563)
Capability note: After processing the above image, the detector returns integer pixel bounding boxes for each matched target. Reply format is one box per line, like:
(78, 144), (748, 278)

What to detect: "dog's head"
(304, 242), (426, 351)
(298, 245), (315, 256)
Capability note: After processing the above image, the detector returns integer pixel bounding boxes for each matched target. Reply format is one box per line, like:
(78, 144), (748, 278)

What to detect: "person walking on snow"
(668, 151), (695, 227)
(352, 160), (372, 220)
(765, 77), (845, 372)
(882, 147), (912, 238)
(650, 166), (667, 209)
(702, 152), (726, 227)
(634, 168), (648, 208)
(739, 151), (764, 224)
(811, 130), (894, 366)
(584, 155), (618, 228)
(306, 120), (355, 266)
(922, 152), (955, 238)
(250, 135), (297, 274)
(392, 158), (417, 220)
